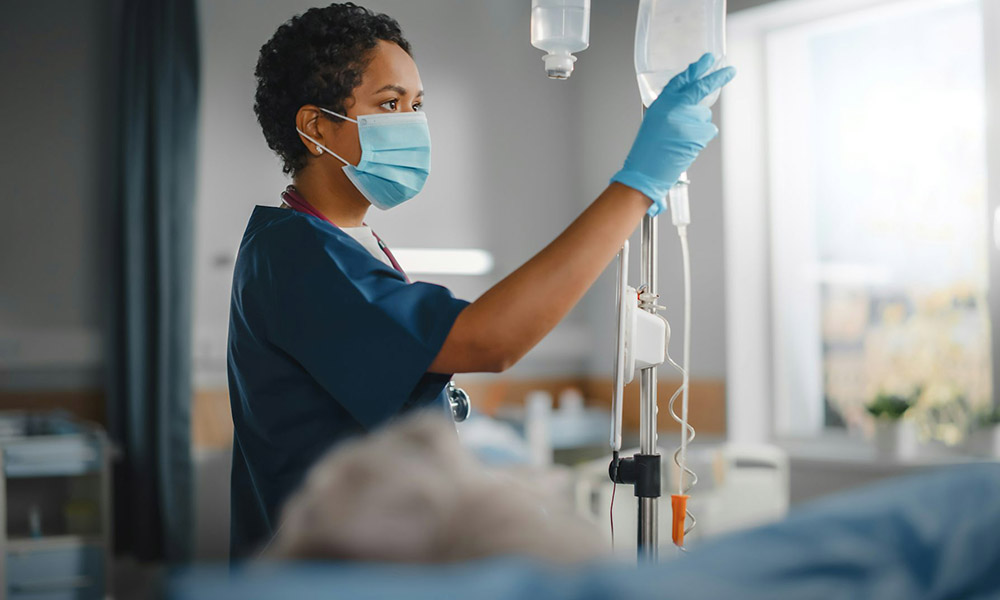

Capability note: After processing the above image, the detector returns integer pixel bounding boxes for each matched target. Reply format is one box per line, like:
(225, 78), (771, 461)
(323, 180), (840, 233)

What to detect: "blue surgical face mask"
(296, 108), (431, 210)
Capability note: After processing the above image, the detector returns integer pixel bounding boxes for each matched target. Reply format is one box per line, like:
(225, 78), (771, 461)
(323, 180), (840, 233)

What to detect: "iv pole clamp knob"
(609, 453), (661, 498)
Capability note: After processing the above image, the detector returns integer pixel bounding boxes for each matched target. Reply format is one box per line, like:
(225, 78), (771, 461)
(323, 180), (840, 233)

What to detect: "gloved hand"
(611, 53), (736, 217)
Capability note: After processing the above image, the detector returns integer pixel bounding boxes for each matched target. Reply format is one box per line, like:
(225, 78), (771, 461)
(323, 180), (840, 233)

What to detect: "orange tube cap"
(671, 494), (689, 547)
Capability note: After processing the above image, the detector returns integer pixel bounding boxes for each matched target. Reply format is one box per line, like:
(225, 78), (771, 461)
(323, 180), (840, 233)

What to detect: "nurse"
(229, 2), (734, 559)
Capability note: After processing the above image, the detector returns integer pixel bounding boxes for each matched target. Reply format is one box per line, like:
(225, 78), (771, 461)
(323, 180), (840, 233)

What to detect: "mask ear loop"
(296, 127), (351, 167)
(296, 107), (359, 166)
(318, 107), (358, 124)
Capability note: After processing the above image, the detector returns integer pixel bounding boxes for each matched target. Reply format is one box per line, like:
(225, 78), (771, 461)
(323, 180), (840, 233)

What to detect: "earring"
(316, 146), (324, 155)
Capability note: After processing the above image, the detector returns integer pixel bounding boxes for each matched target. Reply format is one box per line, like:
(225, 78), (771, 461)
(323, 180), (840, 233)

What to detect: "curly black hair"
(254, 3), (412, 175)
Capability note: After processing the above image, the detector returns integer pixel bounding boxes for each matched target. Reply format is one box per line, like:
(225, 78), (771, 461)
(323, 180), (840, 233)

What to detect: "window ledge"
(776, 432), (995, 472)
(777, 431), (997, 505)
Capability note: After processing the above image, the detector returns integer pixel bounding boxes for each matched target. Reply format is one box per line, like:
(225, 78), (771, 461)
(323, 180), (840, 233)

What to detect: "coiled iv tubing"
(666, 224), (696, 548)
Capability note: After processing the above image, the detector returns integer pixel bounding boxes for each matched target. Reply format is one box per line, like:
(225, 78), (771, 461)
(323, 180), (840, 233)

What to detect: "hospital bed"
(168, 463), (1000, 599)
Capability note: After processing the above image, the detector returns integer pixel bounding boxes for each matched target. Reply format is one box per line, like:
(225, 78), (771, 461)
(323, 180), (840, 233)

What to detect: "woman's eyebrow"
(373, 84), (424, 98)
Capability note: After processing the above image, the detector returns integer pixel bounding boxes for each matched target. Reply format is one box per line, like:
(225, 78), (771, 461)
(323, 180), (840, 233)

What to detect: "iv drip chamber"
(530, 0), (591, 79)
(635, 0), (727, 107)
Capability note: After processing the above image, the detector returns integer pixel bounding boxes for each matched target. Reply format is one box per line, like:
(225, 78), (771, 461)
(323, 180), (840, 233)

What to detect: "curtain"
(107, 0), (200, 562)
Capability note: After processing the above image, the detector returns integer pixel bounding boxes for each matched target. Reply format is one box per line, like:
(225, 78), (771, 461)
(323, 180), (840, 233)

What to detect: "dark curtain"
(107, 0), (200, 562)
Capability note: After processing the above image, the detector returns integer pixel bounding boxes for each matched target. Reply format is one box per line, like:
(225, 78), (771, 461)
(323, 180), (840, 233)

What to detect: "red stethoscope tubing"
(280, 186), (410, 283)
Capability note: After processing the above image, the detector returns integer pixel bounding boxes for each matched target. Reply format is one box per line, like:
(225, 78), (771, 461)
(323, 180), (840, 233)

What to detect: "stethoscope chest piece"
(446, 381), (471, 422)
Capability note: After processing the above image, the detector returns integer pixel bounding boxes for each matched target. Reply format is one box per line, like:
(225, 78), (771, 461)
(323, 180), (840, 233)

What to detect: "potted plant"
(967, 407), (1000, 458)
(866, 392), (918, 460)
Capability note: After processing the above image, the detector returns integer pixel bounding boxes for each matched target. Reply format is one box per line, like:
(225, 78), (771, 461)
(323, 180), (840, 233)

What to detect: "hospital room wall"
(193, 0), (594, 387)
(0, 0), (113, 405)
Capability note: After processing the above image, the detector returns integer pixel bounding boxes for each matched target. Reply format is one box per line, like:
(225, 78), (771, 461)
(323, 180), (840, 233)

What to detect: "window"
(724, 0), (998, 444)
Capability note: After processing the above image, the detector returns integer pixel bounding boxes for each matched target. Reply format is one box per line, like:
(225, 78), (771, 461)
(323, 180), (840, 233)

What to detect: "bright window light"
(765, 0), (990, 441)
(391, 248), (494, 276)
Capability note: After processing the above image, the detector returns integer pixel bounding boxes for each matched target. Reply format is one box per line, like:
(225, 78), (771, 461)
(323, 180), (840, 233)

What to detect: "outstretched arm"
(429, 55), (735, 374)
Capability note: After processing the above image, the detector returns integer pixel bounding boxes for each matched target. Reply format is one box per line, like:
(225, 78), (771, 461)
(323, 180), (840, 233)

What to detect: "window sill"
(775, 431), (997, 505)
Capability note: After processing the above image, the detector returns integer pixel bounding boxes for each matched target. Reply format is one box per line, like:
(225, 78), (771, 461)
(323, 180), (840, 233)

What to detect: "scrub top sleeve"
(267, 226), (470, 429)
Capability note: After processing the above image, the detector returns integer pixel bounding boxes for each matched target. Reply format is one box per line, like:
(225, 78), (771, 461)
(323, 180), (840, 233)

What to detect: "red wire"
(610, 482), (617, 551)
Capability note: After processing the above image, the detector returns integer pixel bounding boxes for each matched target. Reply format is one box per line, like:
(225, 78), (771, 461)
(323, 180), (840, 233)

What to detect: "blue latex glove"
(611, 53), (736, 216)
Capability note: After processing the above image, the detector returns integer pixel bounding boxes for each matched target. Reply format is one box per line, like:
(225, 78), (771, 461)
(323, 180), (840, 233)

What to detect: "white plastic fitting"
(623, 285), (668, 384)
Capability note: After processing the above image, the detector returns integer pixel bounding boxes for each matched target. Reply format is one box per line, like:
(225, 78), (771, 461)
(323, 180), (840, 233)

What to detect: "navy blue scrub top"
(227, 205), (469, 559)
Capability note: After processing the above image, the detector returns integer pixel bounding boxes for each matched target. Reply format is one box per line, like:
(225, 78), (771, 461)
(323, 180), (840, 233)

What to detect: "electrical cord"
(610, 449), (618, 551)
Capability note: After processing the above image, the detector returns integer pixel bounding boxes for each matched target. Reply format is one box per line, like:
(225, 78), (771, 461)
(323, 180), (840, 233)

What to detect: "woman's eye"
(413, 102), (423, 111)
(381, 99), (398, 111)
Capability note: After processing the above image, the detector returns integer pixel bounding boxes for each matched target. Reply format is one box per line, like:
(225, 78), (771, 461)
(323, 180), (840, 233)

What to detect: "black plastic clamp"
(609, 453), (661, 498)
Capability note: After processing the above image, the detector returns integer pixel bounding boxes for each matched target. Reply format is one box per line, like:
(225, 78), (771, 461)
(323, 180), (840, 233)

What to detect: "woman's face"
(299, 40), (424, 168)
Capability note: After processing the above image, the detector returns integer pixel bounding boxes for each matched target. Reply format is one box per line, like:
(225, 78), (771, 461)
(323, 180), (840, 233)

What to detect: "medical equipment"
(530, 0), (591, 79)
(635, 0), (727, 108)
(605, 1), (727, 561)
(447, 381), (471, 423)
(0, 412), (112, 600)
(607, 211), (676, 561)
(632, 1), (726, 550)
(609, 53), (732, 217)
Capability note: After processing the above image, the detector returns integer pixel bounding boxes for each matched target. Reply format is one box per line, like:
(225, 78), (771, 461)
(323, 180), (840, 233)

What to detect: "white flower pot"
(873, 419), (919, 460)
(968, 425), (1000, 458)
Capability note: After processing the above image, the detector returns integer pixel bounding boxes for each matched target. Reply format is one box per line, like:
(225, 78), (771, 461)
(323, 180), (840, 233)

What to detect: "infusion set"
(530, 0), (590, 79)
(636, 0), (727, 107)
(529, 0), (728, 560)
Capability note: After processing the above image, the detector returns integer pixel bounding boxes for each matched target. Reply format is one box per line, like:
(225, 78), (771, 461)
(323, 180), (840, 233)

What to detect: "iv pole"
(613, 110), (700, 560)
(636, 98), (661, 559)
(609, 105), (665, 562)
(637, 210), (660, 559)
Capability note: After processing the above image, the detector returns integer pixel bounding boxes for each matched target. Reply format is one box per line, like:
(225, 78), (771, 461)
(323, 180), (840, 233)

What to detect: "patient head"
(265, 412), (606, 564)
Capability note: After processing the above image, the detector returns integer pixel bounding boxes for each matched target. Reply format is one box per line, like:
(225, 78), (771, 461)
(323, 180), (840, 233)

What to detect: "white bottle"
(524, 390), (553, 467)
(530, 0), (591, 79)
(558, 387), (585, 415)
(635, 0), (727, 108)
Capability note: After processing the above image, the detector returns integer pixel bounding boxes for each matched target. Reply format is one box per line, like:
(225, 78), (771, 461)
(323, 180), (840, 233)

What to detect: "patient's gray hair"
(265, 412), (606, 564)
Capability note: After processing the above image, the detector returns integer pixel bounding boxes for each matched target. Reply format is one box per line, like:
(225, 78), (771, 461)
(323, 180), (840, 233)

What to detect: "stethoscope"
(280, 185), (471, 422)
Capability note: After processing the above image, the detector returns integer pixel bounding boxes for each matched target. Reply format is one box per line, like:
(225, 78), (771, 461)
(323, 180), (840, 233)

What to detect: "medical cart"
(0, 412), (112, 600)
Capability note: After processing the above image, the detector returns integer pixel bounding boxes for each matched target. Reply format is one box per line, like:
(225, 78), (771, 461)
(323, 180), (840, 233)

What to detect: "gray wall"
(0, 0), (113, 388)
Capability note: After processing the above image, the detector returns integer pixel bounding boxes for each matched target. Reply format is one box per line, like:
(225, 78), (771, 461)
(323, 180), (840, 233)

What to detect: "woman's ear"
(295, 105), (325, 156)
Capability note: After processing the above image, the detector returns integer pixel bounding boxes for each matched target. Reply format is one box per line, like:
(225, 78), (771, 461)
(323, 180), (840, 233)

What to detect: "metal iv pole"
(637, 211), (660, 559)
(609, 105), (663, 562)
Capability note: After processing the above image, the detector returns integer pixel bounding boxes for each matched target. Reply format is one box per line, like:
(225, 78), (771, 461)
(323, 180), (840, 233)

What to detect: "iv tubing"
(678, 226), (691, 496)
(667, 174), (696, 546)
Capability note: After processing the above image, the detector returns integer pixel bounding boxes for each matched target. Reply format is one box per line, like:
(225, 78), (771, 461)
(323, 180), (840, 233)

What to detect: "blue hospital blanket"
(168, 463), (1000, 600)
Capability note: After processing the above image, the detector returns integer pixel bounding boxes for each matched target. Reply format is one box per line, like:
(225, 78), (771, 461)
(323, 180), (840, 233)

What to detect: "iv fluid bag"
(635, 0), (727, 107)
(531, 0), (591, 79)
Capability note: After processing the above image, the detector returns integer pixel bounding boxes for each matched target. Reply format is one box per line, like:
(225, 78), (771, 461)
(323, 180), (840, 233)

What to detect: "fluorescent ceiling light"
(391, 248), (494, 276)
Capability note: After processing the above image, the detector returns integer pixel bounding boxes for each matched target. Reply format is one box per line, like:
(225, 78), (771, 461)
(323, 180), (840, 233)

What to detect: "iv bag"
(531, 0), (591, 79)
(635, 0), (727, 107)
